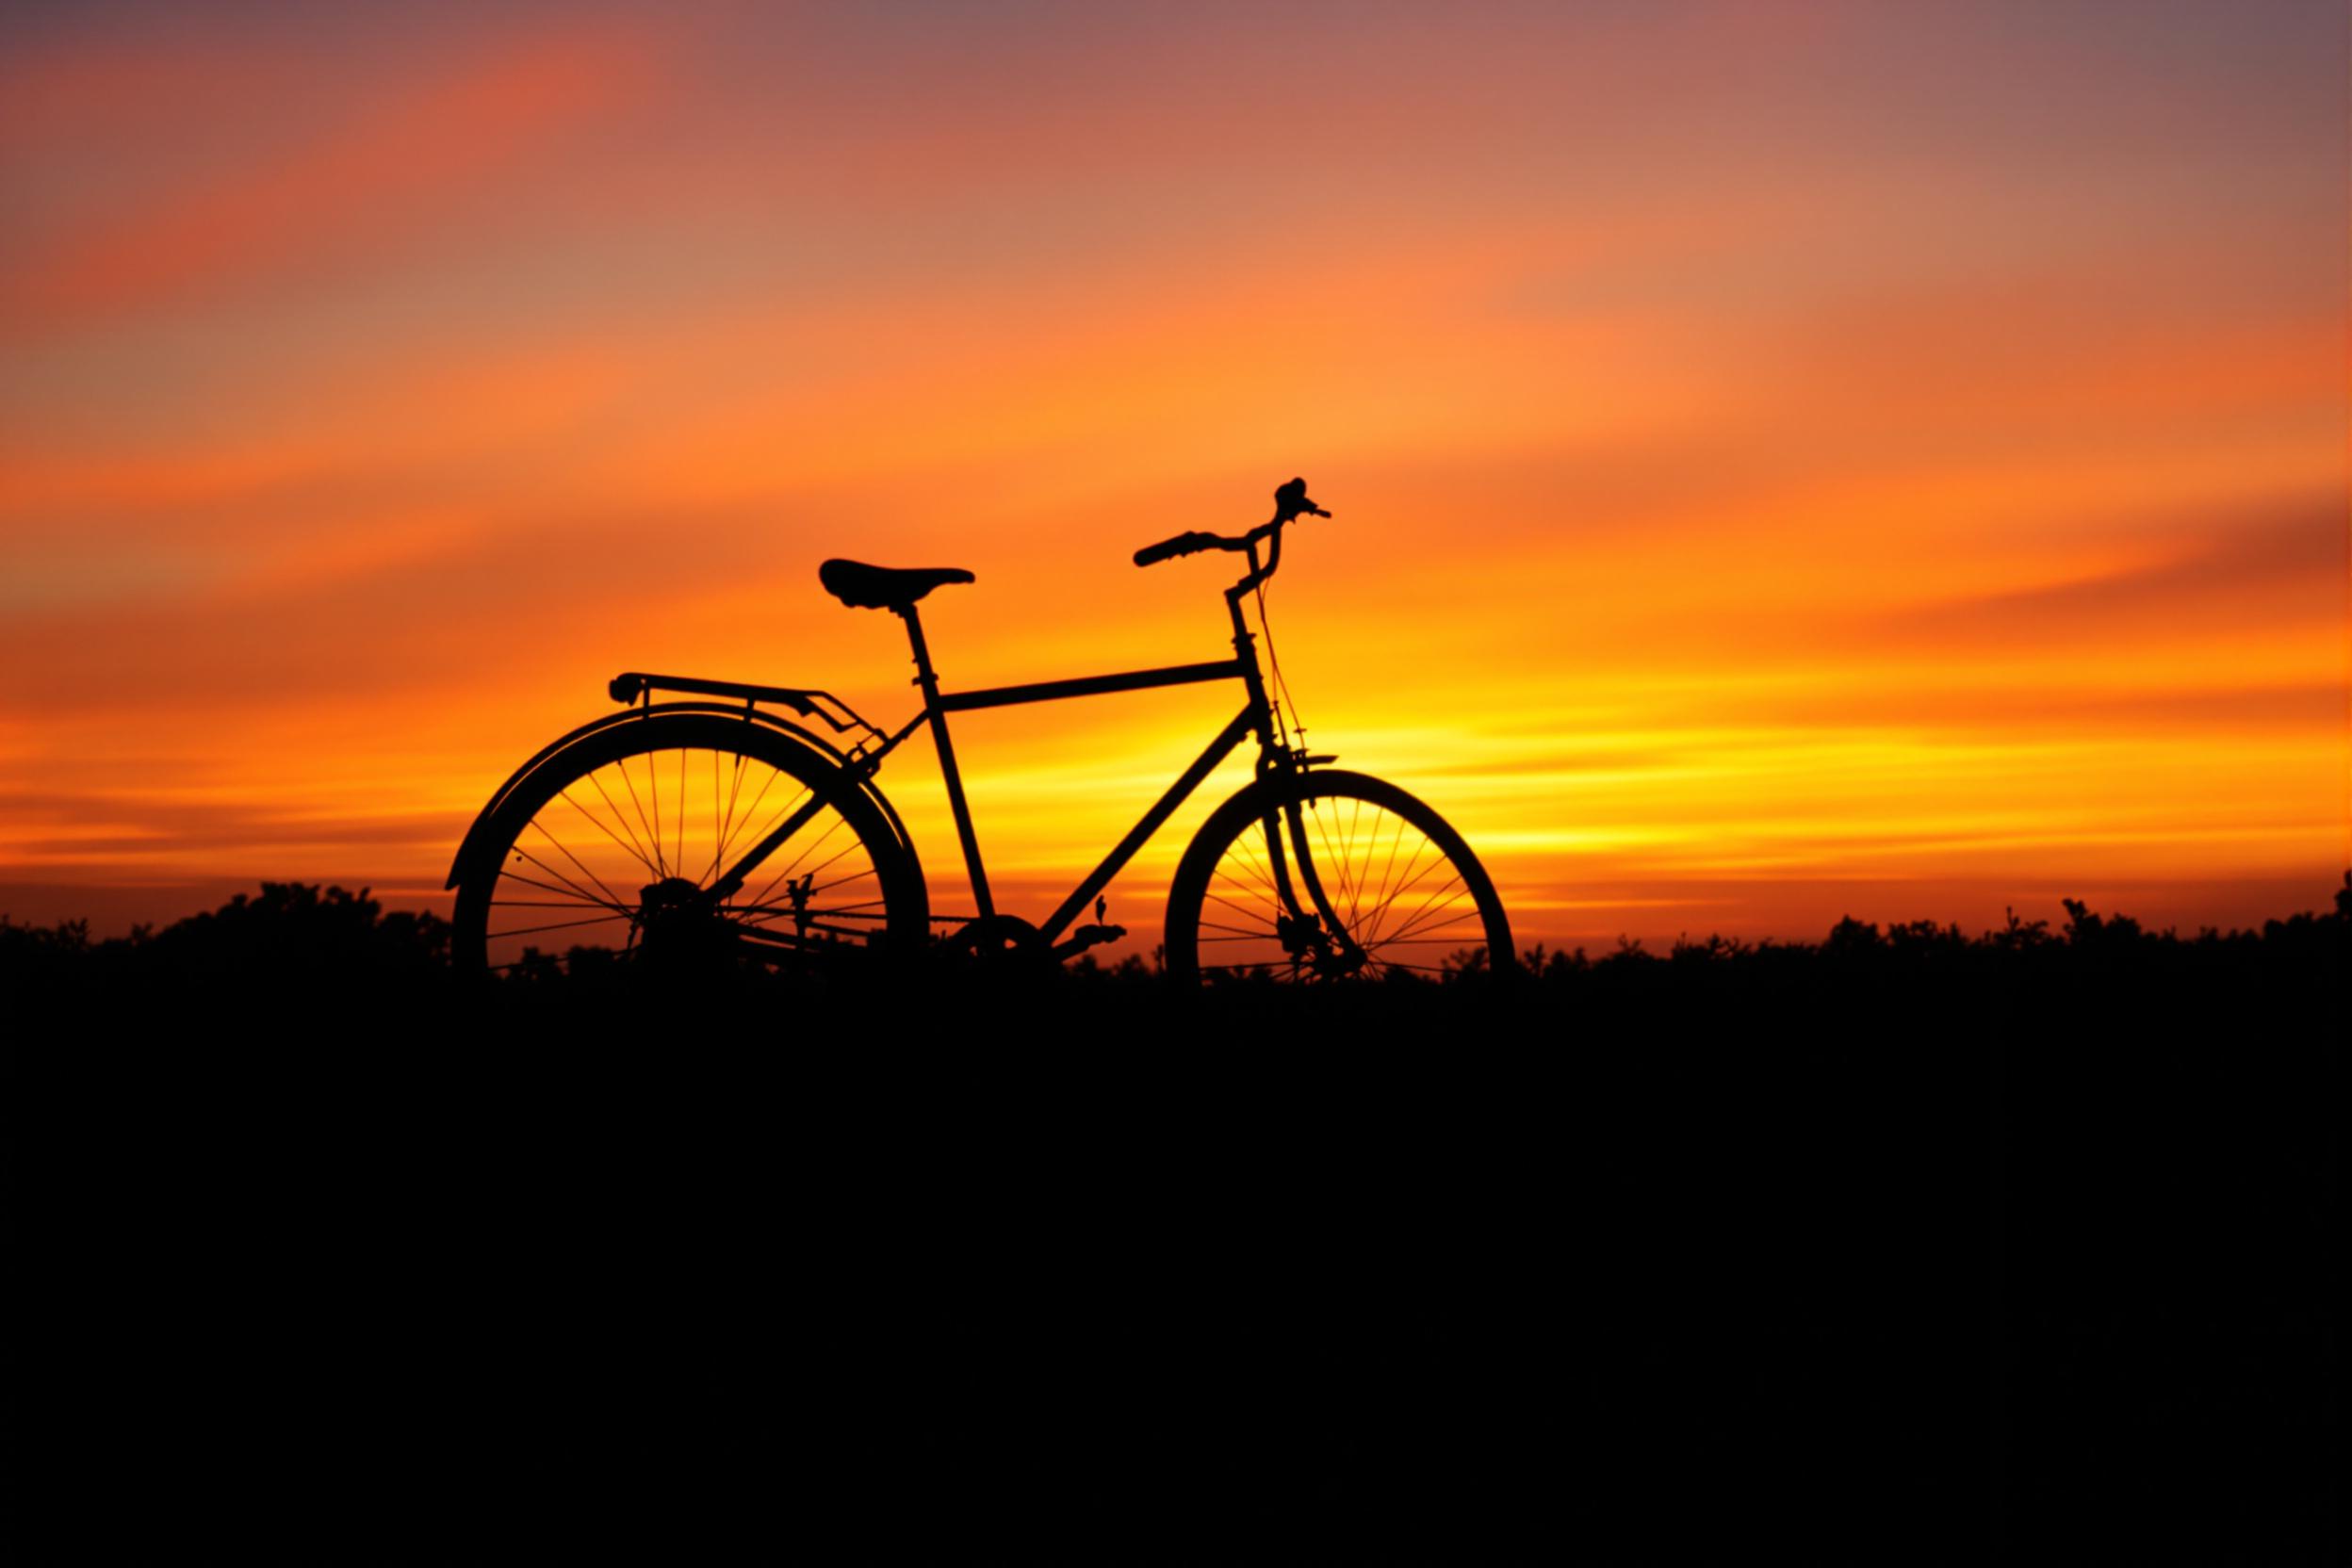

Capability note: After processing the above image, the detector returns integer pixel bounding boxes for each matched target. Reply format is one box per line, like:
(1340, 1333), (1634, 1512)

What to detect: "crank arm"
(1051, 923), (1128, 962)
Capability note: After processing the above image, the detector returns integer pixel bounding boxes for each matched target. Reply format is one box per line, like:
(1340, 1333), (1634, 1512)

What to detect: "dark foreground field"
(9, 885), (2344, 1561)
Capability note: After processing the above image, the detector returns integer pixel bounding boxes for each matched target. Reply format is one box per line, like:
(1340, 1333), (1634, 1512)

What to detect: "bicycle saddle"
(819, 559), (976, 611)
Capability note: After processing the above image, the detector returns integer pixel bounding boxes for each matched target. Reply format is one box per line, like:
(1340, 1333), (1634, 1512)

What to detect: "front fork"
(1253, 763), (1368, 977)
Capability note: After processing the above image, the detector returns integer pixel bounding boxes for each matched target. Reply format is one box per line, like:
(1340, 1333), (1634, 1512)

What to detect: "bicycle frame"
(647, 526), (1307, 951)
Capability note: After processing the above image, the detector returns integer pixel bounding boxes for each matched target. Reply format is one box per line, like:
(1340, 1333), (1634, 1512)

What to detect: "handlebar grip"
(1134, 531), (1221, 567)
(1270, 477), (1329, 526)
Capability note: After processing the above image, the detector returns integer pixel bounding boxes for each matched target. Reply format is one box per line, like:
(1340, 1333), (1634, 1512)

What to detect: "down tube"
(1038, 708), (1258, 941)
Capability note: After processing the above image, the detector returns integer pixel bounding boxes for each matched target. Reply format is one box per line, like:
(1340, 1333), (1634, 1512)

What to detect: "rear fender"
(444, 702), (913, 888)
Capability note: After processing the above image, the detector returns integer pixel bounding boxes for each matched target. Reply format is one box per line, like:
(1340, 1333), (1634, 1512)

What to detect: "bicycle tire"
(1163, 769), (1512, 984)
(450, 713), (927, 976)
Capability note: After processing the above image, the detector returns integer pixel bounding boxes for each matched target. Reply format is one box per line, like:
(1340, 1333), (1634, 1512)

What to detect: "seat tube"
(900, 605), (994, 920)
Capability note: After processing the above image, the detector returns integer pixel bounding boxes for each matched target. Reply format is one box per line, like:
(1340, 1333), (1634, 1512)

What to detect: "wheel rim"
(467, 741), (897, 974)
(1192, 788), (1502, 981)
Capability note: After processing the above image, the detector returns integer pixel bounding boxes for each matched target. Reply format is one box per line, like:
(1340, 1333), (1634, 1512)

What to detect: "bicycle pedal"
(1051, 923), (1128, 961)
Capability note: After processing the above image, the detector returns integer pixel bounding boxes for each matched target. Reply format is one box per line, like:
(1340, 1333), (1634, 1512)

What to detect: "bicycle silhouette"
(448, 479), (1512, 982)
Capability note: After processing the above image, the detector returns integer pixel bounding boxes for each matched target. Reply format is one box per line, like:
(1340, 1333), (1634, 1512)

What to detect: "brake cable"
(1253, 577), (1305, 759)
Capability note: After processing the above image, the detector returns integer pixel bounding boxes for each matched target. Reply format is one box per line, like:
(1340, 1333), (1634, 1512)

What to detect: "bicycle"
(447, 478), (1513, 984)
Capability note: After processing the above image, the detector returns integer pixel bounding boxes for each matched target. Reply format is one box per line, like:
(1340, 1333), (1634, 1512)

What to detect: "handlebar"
(1134, 477), (1329, 569)
(1133, 531), (1231, 566)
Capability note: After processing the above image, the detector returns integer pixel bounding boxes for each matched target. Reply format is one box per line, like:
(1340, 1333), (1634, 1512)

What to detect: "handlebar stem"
(1225, 521), (1282, 600)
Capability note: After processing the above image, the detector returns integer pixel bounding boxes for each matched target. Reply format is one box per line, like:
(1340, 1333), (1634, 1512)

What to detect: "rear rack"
(608, 670), (883, 749)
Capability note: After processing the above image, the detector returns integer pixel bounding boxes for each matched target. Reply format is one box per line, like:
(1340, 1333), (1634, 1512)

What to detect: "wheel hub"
(635, 877), (736, 962)
(1278, 911), (1368, 979)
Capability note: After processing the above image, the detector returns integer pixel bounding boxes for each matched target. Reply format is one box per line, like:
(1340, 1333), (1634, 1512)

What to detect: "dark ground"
(8, 885), (2344, 1561)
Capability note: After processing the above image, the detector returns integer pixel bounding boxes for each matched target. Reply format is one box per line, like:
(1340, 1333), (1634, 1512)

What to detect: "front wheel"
(1163, 770), (1513, 984)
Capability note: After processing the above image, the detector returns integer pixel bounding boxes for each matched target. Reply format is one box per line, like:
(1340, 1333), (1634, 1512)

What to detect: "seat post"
(898, 603), (994, 921)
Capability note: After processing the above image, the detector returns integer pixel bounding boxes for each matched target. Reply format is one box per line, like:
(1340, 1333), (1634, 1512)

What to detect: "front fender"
(444, 702), (910, 888)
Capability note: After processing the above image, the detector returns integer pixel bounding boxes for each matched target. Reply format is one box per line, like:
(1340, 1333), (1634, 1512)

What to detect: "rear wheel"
(1163, 770), (1512, 984)
(450, 715), (926, 977)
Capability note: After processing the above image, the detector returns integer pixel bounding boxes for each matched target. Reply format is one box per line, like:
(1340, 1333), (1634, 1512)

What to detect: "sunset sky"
(4, 0), (2345, 953)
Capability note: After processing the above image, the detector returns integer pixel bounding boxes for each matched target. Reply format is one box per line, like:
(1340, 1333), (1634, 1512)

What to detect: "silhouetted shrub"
(5, 882), (449, 997)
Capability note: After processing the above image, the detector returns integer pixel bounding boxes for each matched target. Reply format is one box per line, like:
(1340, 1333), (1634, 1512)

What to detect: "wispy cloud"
(5, 21), (661, 334)
(1874, 501), (2341, 649)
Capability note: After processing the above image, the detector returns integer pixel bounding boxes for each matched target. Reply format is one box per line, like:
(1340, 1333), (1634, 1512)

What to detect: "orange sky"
(3, 1), (2345, 954)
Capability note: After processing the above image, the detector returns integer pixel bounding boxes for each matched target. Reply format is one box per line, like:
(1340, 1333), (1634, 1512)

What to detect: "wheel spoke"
(488, 910), (633, 941)
(1374, 871), (1471, 951)
(1305, 798), (1357, 923)
(729, 784), (818, 883)
(743, 810), (851, 911)
(613, 753), (665, 879)
(492, 868), (629, 914)
(675, 744), (689, 876)
(1370, 809), (1415, 930)
(1198, 919), (1280, 938)
(1382, 883), (1480, 947)
(740, 858), (881, 928)
(735, 901), (887, 922)
(582, 769), (660, 878)
(645, 746), (664, 876)
(559, 786), (660, 880)
(1306, 793), (1368, 926)
(1202, 889), (1278, 925)
(1207, 867), (1279, 910)
(525, 817), (635, 913)
(707, 750), (753, 882)
(1334, 795), (1363, 917)
(803, 867), (879, 900)
(1359, 840), (1446, 948)
(715, 762), (787, 870)
(510, 837), (632, 916)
